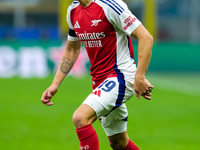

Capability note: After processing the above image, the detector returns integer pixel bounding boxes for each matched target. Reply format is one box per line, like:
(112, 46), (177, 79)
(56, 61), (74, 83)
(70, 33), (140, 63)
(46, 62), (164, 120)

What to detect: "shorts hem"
(106, 128), (127, 137)
(83, 98), (105, 119)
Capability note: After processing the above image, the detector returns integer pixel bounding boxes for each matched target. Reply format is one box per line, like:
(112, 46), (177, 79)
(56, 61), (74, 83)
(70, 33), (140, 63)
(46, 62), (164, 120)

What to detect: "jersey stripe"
(114, 56), (126, 107)
(99, 0), (123, 15)
(109, 0), (124, 12)
(72, 0), (79, 4)
(106, 0), (124, 13)
(104, 55), (126, 117)
(115, 76), (126, 106)
(122, 116), (128, 121)
(127, 35), (134, 59)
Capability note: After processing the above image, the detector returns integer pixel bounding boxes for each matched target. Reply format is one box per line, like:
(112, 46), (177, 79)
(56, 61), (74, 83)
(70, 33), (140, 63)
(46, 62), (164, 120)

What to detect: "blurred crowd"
(0, 0), (200, 42)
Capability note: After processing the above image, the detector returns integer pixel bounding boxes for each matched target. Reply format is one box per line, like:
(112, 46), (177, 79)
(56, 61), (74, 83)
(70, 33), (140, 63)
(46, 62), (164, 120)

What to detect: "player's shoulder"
(68, 0), (80, 10)
(95, 0), (126, 5)
(95, 0), (128, 15)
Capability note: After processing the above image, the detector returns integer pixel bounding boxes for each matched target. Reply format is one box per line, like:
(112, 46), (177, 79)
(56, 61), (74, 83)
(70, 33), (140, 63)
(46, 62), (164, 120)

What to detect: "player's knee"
(72, 111), (88, 128)
(109, 140), (127, 150)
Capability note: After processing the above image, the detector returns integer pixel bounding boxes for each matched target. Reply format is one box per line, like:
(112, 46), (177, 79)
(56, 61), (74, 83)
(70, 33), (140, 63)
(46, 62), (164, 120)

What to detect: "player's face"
(78, 0), (93, 8)
(78, 0), (92, 5)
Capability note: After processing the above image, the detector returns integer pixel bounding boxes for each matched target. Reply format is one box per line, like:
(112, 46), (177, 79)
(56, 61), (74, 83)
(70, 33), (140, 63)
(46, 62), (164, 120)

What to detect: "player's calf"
(108, 132), (129, 150)
(109, 141), (127, 150)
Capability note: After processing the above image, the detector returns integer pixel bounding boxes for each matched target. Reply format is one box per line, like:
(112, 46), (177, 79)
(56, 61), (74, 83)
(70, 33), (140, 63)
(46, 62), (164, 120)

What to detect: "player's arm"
(52, 40), (81, 87)
(131, 24), (154, 100)
(41, 39), (81, 106)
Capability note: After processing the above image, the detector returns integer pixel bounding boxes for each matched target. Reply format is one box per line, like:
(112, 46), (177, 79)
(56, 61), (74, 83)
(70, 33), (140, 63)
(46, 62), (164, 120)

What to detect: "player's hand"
(41, 85), (58, 106)
(134, 76), (153, 100)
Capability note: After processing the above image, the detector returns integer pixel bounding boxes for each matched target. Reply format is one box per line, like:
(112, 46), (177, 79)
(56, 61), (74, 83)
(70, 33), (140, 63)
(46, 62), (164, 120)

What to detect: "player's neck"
(78, 0), (93, 7)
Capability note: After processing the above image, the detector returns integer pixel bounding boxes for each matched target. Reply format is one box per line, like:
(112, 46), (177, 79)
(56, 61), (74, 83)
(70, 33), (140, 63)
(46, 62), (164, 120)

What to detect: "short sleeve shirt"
(67, 0), (141, 89)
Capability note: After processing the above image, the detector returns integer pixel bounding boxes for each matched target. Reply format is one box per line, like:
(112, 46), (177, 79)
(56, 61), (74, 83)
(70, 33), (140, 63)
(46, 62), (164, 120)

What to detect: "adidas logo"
(74, 21), (80, 28)
(92, 90), (101, 97)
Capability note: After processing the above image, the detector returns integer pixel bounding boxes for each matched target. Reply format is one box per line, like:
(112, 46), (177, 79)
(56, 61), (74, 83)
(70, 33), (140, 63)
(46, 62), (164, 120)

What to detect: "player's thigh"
(73, 103), (97, 128)
(82, 77), (119, 118)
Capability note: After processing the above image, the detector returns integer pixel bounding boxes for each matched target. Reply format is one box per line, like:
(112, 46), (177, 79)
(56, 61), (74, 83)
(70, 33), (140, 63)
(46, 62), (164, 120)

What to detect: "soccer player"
(41, 0), (154, 149)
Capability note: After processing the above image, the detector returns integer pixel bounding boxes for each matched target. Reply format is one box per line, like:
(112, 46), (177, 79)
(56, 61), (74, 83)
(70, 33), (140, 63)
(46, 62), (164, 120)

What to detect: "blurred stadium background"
(0, 0), (200, 150)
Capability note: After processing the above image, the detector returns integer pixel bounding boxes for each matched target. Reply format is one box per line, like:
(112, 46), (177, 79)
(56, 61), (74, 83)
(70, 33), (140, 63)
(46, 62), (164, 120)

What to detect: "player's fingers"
(143, 94), (152, 100)
(149, 85), (154, 90)
(148, 87), (153, 92)
(46, 101), (54, 106)
(146, 90), (152, 95)
(142, 89), (147, 94)
(135, 92), (140, 100)
(42, 101), (53, 106)
(47, 91), (53, 98)
(41, 91), (53, 102)
(145, 92), (152, 96)
(41, 90), (48, 100)
(41, 99), (50, 103)
(144, 87), (153, 94)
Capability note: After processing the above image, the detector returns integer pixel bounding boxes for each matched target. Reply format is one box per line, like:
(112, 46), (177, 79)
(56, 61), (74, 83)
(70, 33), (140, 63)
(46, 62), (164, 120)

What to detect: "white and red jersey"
(67, 0), (141, 89)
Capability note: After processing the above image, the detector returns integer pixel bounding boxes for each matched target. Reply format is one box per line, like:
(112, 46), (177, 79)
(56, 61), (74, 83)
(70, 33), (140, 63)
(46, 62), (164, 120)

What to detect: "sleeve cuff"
(126, 20), (142, 36)
(67, 34), (80, 41)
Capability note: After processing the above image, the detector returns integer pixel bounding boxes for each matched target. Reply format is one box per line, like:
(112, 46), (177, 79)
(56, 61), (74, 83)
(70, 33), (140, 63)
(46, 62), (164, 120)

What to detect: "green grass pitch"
(0, 73), (200, 150)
